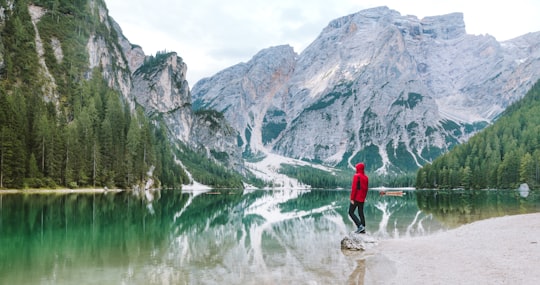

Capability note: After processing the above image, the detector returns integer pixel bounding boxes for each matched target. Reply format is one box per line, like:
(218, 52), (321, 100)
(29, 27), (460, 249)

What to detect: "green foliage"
(261, 122), (287, 144)
(406, 121), (419, 133)
(420, 145), (444, 162)
(261, 109), (287, 145)
(0, 64), (190, 189)
(279, 164), (351, 188)
(135, 50), (176, 75)
(362, 107), (378, 121)
(392, 92), (423, 109)
(415, 190), (540, 226)
(236, 134), (244, 147)
(173, 143), (243, 188)
(191, 98), (207, 111)
(305, 82), (353, 112)
(370, 173), (416, 188)
(210, 150), (229, 163)
(335, 145), (384, 172)
(0, 1), (195, 189)
(31, 0), (119, 110)
(417, 80), (540, 190)
(350, 145), (383, 172)
(464, 121), (489, 135)
(278, 163), (416, 188)
(242, 126), (255, 158)
(152, 121), (188, 188)
(441, 119), (462, 136)
(386, 141), (418, 173)
(194, 109), (225, 130)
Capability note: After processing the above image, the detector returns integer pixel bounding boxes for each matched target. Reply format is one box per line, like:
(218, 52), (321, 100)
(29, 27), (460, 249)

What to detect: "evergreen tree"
(0, 0), (246, 190)
(520, 153), (535, 186)
(417, 80), (540, 190)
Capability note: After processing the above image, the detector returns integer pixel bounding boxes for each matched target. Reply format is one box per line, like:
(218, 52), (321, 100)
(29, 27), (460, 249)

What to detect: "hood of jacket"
(356, 163), (365, 174)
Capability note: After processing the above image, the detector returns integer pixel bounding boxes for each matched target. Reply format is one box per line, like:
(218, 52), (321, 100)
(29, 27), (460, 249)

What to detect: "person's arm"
(350, 175), (358, 202)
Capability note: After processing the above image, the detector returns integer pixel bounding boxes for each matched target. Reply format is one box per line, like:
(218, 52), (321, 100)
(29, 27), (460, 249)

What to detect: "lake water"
(0, 188), (538, 284)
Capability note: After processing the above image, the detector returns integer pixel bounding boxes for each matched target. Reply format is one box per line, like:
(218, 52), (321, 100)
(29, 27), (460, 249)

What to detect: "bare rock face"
(192, 6), (540, 174)
(131, 53), (190, 115)
(0, 1), (245, 181)
(192, 45), (297, 157)
(93, 2), (245, 172)
(16, 1), (540, 181)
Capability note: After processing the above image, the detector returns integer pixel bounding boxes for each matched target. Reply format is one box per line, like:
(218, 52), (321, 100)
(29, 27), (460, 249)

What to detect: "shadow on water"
(0, 188), (539, 284)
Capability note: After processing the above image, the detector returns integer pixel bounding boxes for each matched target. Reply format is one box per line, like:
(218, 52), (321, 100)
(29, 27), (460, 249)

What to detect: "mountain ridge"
(2, 2), (539, 189)
(0, 0), (245, 189)
(192, 6), (540, 176)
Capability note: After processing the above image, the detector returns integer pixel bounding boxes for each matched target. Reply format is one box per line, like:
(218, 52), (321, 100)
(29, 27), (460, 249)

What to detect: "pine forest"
(416, 80), (540, 190)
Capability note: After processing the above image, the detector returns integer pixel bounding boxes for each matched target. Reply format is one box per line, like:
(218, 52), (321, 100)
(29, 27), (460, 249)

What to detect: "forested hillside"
(0, 0), (188, 189)
(416, 80), (540, 190)
(0, 0), (247, 189)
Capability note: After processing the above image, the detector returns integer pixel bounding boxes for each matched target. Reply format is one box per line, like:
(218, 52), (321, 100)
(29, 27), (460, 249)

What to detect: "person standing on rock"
(349, 162), (369, 234)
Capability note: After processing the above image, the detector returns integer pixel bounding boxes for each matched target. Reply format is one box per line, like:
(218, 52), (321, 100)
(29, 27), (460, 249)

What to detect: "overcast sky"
(105, 0), (540, 85)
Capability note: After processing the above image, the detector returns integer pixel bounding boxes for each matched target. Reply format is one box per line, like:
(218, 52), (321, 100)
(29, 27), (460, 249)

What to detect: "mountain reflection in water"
(0, 189), (538, 284)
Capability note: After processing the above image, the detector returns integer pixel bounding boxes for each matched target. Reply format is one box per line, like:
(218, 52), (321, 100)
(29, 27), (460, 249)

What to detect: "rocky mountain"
(3, 1), (540, 189)
(94, 6), (245, 173)
(192, 6), (540, 175)
(90, 6), (244, 174)
(0, 0), (244, 189)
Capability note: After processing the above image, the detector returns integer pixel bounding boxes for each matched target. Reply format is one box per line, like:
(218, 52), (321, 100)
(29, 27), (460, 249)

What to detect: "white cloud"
(105, 0), (540, 85)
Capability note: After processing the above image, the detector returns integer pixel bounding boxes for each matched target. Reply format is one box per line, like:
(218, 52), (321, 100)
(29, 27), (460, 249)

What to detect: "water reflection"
(519, 183), (530, 198)
(0, 189), (538, 284)
(347, 258), (366, 285)
(415, 189), (540, 227)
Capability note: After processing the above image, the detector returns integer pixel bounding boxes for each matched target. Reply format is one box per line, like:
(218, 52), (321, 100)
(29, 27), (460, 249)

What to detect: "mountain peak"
(325, 6), (399, 31)
(192, 6), (540, 175)
(420, 12), (465, 39)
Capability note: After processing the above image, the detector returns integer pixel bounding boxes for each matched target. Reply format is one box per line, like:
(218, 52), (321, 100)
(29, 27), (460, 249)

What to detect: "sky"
(105, 0), (540, 85)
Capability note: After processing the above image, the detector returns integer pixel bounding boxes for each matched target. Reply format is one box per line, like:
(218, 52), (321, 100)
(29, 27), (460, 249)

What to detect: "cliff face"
(104, 6), (245, 173)
(192, 45), (297, 158)
(1, 0), (244, 179)
(102, 12), (244, 172)
(4, 1), (540, 186)
(192, 6), (540, 174)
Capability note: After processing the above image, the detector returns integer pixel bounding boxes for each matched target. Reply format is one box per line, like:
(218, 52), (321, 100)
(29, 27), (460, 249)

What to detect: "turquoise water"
(0, 189), (538, 284)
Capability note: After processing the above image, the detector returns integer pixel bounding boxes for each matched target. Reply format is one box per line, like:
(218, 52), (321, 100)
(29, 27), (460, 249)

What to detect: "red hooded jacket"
(350, 163), (369, 202)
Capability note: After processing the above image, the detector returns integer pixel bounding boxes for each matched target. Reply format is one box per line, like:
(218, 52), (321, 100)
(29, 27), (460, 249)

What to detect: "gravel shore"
(362, 213), (540, 284)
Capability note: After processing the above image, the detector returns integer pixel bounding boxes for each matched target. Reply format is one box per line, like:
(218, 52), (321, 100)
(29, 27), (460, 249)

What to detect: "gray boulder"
(341, 232), (378, 251)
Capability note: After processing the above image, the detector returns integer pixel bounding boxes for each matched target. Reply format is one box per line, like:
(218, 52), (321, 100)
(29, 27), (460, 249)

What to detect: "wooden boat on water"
(379, 190), (405, 197)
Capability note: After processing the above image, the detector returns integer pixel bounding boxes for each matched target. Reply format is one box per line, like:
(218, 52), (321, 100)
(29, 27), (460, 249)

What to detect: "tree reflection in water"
(0, 189), (538, 284)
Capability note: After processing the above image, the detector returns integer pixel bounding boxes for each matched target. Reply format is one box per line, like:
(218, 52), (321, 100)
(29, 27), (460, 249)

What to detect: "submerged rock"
(341, 232), (378, 251)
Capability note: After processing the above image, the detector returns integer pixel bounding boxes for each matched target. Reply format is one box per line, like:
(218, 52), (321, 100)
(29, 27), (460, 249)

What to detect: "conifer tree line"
(278, 163), (416, 189)
(0, 0), (246, 190)
(0, 67), (188, 189)
(0, 0), (190, 189)
(416, 80), (540, 190)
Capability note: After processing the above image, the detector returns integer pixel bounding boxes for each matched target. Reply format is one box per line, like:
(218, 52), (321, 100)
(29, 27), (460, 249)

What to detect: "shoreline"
(362, 213), (540, 284)
(0, 188), (125, 195)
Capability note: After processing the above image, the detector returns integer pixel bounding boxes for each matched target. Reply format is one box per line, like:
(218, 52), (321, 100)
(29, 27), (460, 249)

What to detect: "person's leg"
(358, 202), (365, 228)
(348, 202), (361, 228)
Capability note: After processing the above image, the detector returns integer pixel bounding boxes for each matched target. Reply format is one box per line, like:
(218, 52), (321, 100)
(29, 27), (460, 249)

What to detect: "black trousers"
(348, 201), (365, 228)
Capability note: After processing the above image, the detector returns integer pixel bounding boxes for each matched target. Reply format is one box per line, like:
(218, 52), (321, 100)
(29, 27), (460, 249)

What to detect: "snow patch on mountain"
(191, 6), (540, 176)
(246, 152), (339, 190)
